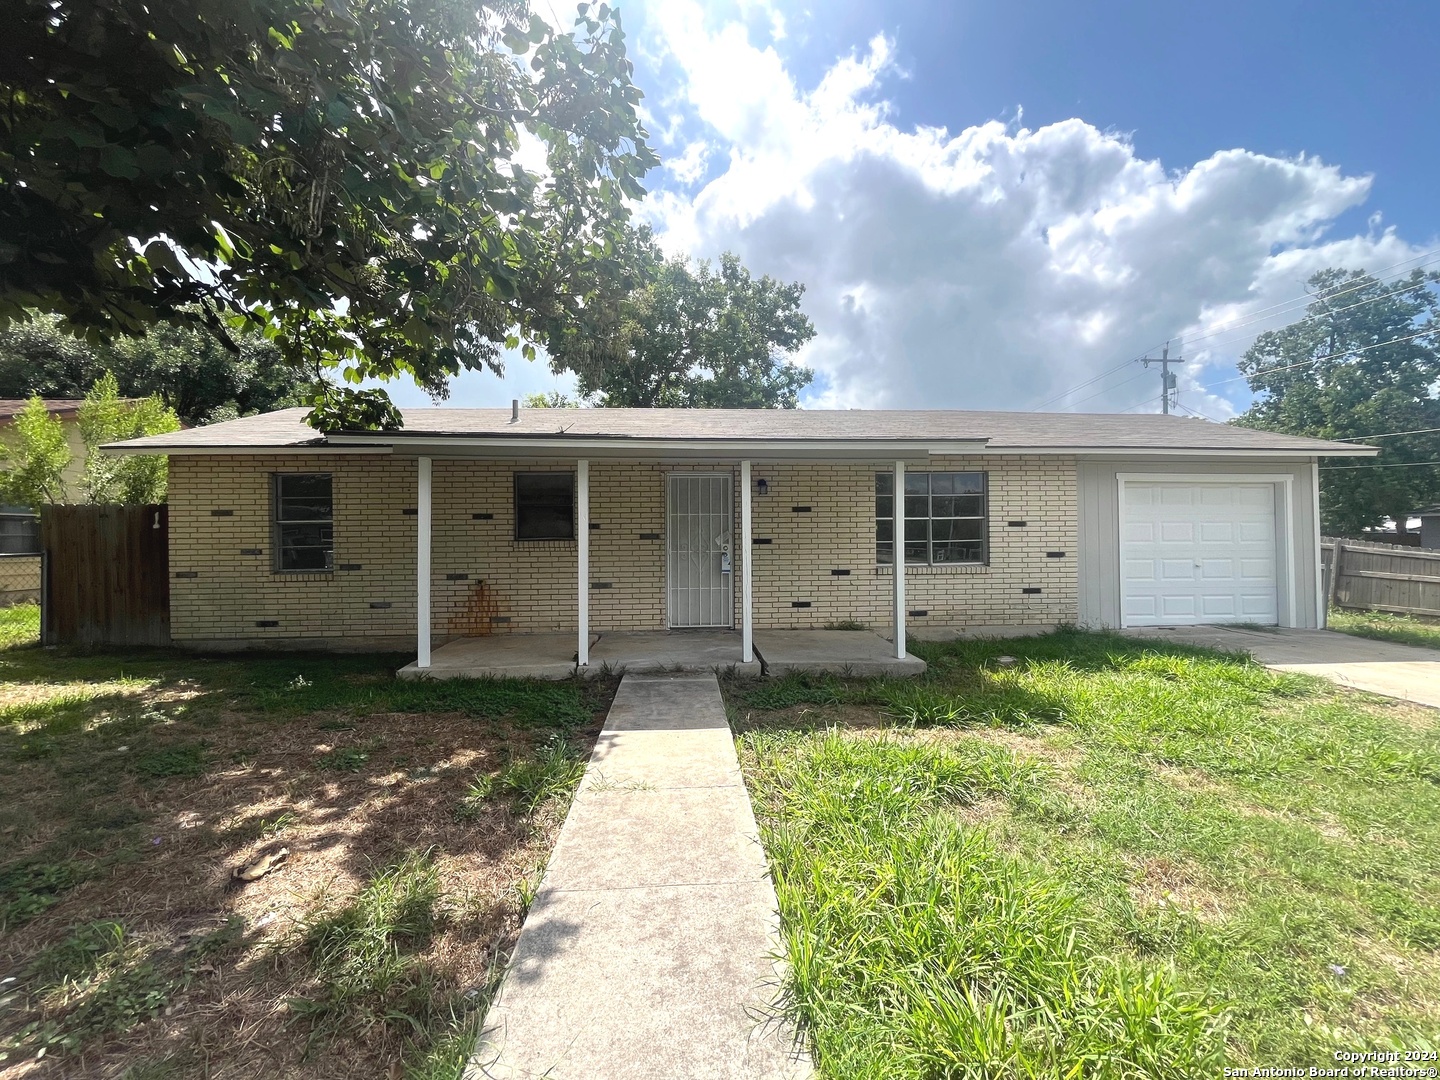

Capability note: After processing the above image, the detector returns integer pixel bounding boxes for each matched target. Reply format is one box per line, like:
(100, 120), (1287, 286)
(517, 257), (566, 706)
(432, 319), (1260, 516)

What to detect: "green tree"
(552, 247), (816, 408)
(77, 373), (181, 504)
(1236, 268), (1440, 534)
(1, 397), (72, 505)
(1, 0), (657, 428)
(521, 391), (578, 408)
(0, 313), (309, 425)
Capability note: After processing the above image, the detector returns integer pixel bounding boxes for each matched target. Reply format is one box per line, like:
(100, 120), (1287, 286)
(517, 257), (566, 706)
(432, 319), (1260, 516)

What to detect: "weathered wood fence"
(1322, 536), (1440, 618)
(40, 504), (170, 646)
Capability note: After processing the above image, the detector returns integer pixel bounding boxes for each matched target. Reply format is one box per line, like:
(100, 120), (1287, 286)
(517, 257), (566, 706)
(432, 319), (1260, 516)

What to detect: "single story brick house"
(106, 406), (1373, 672)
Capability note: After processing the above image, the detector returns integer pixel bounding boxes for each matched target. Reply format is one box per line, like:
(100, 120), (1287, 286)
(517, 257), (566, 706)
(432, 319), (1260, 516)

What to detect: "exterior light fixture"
(756, 478), (768, 495)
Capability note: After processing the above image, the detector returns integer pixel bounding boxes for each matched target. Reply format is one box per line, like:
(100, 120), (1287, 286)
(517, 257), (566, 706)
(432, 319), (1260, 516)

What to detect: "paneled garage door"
(1121, 481), (1279, 626)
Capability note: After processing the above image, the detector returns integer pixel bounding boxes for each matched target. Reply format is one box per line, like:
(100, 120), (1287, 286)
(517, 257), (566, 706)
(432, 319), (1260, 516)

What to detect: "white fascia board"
(99, 443), (393, 456)
(323, 435), (989, 460)
(1064, 446), (1378, 459)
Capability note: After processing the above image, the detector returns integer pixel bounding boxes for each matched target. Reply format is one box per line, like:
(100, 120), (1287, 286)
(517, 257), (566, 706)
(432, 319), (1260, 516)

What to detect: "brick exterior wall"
(167, 453), (1077, 648)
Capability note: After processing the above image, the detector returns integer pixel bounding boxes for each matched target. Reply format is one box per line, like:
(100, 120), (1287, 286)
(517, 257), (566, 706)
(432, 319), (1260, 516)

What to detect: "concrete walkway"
(468, 673), (811, 1079)
(1125, 625), (1440, 708)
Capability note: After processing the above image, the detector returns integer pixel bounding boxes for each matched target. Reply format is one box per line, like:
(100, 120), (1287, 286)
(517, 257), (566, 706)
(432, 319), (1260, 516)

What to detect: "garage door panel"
(1122, 481), (1278, 627)
(1124, 522), (1155, 543)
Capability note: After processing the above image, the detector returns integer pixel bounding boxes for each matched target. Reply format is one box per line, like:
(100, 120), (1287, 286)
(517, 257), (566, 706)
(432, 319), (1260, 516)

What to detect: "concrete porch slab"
(397, 633), (590, 680)
(587, 630), (762, 677)
(754, 629), (927, 677)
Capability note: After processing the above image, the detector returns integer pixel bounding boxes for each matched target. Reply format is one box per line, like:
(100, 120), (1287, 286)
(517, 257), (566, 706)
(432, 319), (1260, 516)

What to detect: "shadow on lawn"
(0, 641), (616, 1077)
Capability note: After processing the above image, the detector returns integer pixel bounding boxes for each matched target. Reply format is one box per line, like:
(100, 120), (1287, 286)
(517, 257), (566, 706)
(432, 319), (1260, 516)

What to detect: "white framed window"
(876, 471), (987, 565)
(273, 473), (334, 572)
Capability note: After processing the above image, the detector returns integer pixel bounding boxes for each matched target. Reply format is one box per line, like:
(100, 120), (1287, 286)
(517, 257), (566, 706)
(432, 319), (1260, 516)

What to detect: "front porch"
(396, 629), (926, 680)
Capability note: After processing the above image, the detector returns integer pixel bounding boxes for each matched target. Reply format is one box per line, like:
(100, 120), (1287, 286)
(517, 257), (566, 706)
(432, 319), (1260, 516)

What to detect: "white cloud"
(633, 1), (1432, 416)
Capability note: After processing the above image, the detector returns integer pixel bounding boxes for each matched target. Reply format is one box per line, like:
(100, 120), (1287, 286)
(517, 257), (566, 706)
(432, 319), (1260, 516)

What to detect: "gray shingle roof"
(103, 406), (1375, 455)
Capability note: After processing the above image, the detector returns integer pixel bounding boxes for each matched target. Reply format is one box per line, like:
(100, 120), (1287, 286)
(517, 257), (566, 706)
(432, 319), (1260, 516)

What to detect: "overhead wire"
(1035, 246), (1440, 413)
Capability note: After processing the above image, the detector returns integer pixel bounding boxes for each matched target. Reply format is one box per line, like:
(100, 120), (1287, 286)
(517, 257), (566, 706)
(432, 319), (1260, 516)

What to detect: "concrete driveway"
(1122, 625), (1440, 709)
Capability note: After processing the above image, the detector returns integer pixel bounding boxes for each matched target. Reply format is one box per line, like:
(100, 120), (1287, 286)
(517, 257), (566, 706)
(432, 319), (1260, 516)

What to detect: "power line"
(1058, 368), (1151, 411)
(1146, 247), (1440, 358)
(1182, 261), (1440, 356)
(1186, 328), (1437, 394)
(1334, 426), (1440, 442)
(1320, 459), (1440, 471)
(1037, 250), (1440, 412)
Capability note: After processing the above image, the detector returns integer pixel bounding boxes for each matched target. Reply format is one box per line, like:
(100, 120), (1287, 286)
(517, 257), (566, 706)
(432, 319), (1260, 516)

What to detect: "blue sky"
(392, 0), (1440, 417)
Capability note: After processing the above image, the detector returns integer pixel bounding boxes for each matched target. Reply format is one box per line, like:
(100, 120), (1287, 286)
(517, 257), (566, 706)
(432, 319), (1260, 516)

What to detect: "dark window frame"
(272, 473), (334, 573)
(875, 471), (988, 566)
(514, 472), (576, 541)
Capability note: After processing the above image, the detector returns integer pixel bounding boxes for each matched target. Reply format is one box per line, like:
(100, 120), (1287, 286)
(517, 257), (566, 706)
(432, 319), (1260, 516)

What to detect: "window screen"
(273, 474), (334, 571)
(514, 473), (575, 540)
(876, 471), (987, 565)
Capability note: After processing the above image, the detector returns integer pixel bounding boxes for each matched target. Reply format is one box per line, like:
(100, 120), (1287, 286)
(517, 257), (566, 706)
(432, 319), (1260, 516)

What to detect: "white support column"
(740, 460), (754, 663)
(417, 456), (432, 669)
(893, 459), (906, 659)
(577, 459), (590, 667)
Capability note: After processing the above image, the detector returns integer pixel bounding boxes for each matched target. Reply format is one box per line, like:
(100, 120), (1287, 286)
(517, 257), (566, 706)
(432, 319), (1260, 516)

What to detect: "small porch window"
(273, 473), (334, 571)
(876, 471), (987, 565)
(515, 472), (575, 540)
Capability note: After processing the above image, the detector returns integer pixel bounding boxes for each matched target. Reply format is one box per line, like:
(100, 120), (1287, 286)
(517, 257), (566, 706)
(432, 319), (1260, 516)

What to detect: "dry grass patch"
(0, 645), (616, 1079)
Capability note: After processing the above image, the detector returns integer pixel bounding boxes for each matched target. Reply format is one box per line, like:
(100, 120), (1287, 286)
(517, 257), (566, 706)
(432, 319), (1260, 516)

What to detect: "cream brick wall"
(167, 454), (1077, 647)
(748, 456), (1078, 630)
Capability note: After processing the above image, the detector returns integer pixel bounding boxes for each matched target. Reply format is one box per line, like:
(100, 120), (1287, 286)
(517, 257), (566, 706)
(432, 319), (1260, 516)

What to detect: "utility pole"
(1141, 342), (1184, 415)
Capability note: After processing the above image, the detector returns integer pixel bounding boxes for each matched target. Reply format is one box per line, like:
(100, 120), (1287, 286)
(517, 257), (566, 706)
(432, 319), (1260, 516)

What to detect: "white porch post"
(740, 460), (753, 663)
(577, 459), (590, 667)
(893, 459), (906, 659)
(417, 456), (432, 669)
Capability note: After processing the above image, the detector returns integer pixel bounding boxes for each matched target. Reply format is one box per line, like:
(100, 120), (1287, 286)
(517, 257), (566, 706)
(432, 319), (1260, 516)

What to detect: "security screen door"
(666, 474), (733, 628)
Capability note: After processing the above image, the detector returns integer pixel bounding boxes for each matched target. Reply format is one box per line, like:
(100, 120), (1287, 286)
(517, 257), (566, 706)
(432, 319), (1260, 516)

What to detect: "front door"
(667, 473), (733, 628)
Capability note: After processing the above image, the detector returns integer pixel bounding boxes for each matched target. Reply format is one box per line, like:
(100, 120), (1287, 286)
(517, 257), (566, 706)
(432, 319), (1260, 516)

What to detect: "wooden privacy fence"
(1322, 536), (1440, 618)
(41, 504), (170, 646)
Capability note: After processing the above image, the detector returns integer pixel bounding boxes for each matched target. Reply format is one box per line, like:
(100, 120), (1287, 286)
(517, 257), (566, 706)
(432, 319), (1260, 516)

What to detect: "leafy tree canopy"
(1235, 268), (1440, 534)
(551, 244), (816, 408)
(0, 313), (308, 426)
(0, 398), (71, 507)
(1, 0), (657, 429)
(78, 373), (181, 503)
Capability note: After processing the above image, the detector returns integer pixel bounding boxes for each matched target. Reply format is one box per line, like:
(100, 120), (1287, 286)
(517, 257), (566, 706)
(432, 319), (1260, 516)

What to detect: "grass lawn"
(0, 603), (617, 1079)
(1328, 607), (1440, 651)
(724, 629), (1440, 1077)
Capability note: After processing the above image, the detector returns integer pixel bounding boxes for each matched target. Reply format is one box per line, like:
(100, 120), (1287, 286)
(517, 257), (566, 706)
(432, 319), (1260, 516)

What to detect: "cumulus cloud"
(635, 0), (1429, 417)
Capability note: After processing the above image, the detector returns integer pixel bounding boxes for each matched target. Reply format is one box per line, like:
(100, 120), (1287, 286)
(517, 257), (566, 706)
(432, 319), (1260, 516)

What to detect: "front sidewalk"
(467, 672), (812, 1079)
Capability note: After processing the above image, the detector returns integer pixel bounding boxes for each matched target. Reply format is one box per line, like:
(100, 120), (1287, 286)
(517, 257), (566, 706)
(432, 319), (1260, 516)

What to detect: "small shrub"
(291, 851), (448, 1043)
(744, 672), (845, 710)
(497, 737), (585, 815)
(0, 858), (87, 929)
(132, 743), (207, 779)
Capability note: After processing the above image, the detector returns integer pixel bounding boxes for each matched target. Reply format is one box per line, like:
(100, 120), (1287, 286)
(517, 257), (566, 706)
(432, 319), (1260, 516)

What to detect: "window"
(0, 511), (39, 555)
(515, 472), (575, 540)
(273, 474), (333, 571)
(876, 471), (987, 565)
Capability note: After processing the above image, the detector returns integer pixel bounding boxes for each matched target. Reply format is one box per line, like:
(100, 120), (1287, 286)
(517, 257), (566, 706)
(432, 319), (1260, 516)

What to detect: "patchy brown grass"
(0, 646), (616, 1080)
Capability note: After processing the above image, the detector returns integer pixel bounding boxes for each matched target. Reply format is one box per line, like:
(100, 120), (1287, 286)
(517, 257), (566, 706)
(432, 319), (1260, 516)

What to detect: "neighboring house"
(0, 398), (88, 497)
(1410, 509), (1440, 550)
(105, 407), (1374, 667)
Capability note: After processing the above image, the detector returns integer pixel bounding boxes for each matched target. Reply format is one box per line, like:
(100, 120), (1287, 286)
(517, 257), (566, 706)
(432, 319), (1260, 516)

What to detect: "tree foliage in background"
(1, 0), (657, 429)
(551, 245), (817, 408)
(78, 373), (181, 503)
(1236, 268), (1440, 534)
(0, 313), (308, 426)
(0, 398), (71, 506)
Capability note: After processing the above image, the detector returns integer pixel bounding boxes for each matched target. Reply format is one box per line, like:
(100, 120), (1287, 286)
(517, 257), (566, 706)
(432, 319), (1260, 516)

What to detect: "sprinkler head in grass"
(995, 656), (1017, 668)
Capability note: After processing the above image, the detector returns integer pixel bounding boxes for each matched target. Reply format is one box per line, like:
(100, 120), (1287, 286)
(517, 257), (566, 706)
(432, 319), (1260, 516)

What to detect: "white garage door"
(1121, 481), (1279, 627)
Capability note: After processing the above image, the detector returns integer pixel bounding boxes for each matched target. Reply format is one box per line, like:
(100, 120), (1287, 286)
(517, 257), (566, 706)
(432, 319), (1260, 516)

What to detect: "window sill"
(272, 569), (336, 578)
(875, 563), (989, 575)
